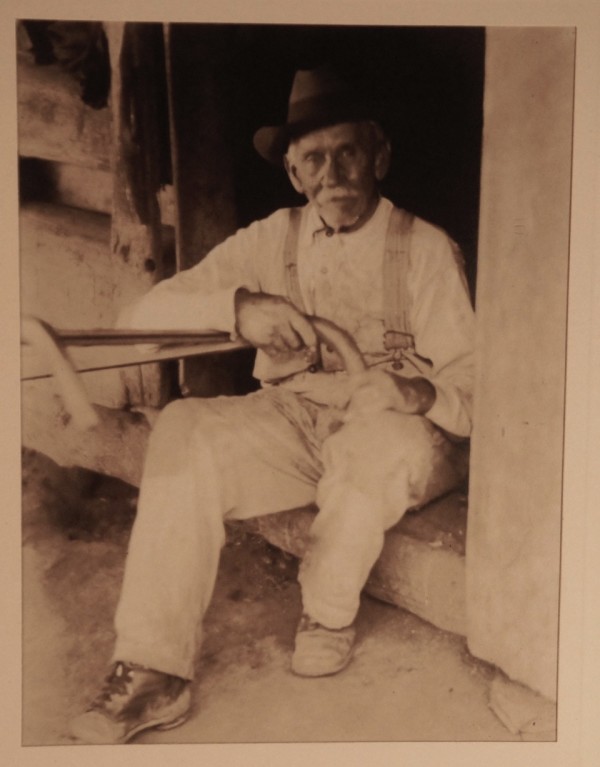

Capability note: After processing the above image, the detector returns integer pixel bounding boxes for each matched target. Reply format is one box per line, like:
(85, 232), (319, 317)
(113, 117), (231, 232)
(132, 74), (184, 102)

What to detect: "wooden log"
(51, 162), (112, 214)
(17, 52), (111, 170)
(19, 201), (131, 408)
(21, 389), (151, 488)
(20, 202), (112, 327)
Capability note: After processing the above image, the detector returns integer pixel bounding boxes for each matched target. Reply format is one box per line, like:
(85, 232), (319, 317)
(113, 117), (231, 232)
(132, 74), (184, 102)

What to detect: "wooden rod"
(49, 328), (236, 347)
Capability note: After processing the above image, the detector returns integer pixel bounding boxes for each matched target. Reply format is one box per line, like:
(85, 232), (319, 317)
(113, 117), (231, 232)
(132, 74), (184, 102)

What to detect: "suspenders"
(382, 206), (416, 368)
(283, 207), (307, 314)
(283, 205), (416, 370)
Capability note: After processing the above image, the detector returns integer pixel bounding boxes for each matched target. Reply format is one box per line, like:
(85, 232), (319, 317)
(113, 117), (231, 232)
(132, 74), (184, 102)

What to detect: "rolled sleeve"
(426, 371), (474, 438)
(113, 212), (287, 334)
(409, 222), (476, 438)
(116, 284), (241, 335)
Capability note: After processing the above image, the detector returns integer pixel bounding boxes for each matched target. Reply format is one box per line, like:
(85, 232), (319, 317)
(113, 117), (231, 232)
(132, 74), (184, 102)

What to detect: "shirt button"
(320, 267), (328, 275)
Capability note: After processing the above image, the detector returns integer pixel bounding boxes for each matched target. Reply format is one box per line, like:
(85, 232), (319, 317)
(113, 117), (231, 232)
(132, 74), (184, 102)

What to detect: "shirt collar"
(304, 197), (391, 244)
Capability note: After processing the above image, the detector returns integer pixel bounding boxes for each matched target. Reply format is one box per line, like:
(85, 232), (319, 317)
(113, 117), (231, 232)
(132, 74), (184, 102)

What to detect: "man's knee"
(320, 410), (462, 510)
(151, 398), (196, 437)
(324, 411), (435, 465)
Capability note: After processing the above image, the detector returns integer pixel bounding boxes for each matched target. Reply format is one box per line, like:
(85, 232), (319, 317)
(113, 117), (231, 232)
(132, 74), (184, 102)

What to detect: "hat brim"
(253, 98), (377, 166)
(253, 125), (292, 167)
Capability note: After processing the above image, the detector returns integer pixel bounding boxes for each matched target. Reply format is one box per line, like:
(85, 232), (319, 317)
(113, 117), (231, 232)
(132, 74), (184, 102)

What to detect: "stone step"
(243, 492), (467, 636)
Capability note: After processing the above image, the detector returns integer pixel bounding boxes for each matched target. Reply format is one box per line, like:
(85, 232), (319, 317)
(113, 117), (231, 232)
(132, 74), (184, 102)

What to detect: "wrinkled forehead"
(287, 121), (371, 158)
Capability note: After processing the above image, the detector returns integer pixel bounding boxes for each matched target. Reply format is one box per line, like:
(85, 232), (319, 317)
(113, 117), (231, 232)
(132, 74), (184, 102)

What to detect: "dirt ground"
(21, 448), (520, 746)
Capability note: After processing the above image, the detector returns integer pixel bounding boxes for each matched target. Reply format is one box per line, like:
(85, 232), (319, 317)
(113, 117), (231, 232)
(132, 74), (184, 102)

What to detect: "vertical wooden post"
(163, 24), (241, 397)
(105, 22), (169, 407)
(467, 28), (575, 701)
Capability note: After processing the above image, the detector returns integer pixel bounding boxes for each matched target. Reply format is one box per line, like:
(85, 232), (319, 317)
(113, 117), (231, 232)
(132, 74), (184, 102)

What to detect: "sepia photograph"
(4, 1), (599, 764)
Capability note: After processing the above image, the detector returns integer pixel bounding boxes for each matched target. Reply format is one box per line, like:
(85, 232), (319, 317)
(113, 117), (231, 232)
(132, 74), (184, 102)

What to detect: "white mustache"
(319, 189), (357, 202)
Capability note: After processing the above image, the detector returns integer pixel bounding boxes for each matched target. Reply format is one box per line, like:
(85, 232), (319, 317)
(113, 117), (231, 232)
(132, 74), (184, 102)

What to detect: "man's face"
(284, 122), (387, 231)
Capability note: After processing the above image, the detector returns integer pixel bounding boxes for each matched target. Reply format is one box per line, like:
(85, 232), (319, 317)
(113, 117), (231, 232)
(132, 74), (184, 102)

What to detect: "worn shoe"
(291, 614), (356, 677)
(68, 661), (191, 744)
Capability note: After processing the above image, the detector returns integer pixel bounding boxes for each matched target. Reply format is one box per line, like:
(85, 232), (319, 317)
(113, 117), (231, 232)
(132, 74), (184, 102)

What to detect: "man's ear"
(284, 154), (305, 195)
(374, 139), (391, 181)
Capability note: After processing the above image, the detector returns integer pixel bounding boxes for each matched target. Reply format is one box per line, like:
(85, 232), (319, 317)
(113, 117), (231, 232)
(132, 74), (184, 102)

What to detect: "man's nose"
(321, 154), (343, 186)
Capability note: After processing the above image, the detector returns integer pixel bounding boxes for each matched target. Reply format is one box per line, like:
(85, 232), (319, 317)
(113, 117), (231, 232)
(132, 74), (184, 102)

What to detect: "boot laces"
(96, 662), (135, 704)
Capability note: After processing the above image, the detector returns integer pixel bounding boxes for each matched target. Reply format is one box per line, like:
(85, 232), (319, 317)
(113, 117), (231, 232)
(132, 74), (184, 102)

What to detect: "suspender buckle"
(383, 330), (415, 370)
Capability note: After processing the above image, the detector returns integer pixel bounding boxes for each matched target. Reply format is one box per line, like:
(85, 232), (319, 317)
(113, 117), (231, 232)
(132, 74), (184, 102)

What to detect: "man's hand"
(234, 288), (318, 362)
(348, 369), (436, 416)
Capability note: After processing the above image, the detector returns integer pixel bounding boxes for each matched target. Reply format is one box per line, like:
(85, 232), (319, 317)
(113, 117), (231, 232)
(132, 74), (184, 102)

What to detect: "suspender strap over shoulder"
(283, 207), (306, 313)
(383, 206), (414, 336)
(383, 207), (415, 366)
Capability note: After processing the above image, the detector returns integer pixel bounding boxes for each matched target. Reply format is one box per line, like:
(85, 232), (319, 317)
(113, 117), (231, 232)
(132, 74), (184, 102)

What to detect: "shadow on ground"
(21, 448), (519, 745)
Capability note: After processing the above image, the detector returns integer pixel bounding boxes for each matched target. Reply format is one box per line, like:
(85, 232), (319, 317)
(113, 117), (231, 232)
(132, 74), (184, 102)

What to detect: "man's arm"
(115, 212), (288, 335)
(348, 222), (475, 437)
(347, 370), (436, 418)
(403, 226), (475, 437)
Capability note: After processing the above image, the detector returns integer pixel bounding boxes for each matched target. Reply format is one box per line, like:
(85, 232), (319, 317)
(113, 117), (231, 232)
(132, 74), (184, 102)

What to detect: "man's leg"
(293, 410), (468, 675)
(70, 389), (324, 743)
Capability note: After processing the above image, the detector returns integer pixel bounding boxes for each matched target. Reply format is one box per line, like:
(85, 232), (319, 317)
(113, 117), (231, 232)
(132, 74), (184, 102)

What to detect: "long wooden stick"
(21, 317), (366, 432)
(21, 328), (247, 381)
(50, 328), (235, 346)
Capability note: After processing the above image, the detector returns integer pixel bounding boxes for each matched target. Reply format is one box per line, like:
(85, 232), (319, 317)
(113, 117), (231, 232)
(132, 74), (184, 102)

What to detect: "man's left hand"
(347, 369), (436, 416)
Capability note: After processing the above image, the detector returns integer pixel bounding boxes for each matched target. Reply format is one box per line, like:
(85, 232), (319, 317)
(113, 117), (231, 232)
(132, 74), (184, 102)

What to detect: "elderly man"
(69, 66), (475, 744)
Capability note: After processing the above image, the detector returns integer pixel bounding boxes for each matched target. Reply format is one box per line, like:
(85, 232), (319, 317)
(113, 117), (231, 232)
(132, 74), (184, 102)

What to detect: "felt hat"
(253, 66), (373, 165)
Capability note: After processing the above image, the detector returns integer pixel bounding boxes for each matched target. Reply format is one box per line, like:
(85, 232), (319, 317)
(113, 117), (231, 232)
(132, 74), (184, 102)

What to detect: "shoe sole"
(70, 694), (191, 745)
(291, 645), (355, 677)
(291, 624), (356, 678)
(155, 713), (189, 732)
(123, 711), (190, 742)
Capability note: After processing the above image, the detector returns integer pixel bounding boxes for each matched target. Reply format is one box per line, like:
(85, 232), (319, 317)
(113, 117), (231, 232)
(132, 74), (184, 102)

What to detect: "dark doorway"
(203, 24), (486, 296)
(166, 24), (485, 395)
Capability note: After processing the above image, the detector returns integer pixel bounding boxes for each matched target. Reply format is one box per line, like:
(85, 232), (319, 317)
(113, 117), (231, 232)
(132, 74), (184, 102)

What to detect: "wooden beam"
(105, 22), (171, 408)
(164, 24), (243, 397)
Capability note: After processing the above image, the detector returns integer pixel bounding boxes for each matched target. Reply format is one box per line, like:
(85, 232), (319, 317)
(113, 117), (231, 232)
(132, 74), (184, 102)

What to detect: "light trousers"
(112, 387), (467, 679)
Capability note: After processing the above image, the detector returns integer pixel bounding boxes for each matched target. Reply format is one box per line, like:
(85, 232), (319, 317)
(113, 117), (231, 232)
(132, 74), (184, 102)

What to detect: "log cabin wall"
(19, 21), (176, 462)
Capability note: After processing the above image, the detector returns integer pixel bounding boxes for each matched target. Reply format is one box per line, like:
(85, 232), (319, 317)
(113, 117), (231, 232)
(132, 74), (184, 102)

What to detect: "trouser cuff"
(112, 640), (194, 681)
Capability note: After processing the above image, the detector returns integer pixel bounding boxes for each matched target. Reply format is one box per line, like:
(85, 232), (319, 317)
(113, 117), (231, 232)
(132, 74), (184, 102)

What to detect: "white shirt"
(117, 198), (475, 437)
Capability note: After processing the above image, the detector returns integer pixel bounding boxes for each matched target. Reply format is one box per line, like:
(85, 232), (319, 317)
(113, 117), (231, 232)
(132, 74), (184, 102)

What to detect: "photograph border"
(2, 1), (599, 766)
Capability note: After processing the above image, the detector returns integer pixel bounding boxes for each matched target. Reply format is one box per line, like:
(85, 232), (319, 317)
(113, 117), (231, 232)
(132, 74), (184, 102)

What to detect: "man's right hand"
(234, 288), (318, 362)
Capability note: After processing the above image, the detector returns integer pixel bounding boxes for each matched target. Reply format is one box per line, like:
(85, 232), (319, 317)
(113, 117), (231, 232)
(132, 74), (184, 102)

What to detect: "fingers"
(288, 311), (318, 352)
(276, 322), (305, 352)
(235, 290), (319, 359)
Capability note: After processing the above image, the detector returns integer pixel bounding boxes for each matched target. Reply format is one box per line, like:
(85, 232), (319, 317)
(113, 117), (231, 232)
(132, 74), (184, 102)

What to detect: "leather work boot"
(291, 614), (356, 677)
(68, 661), (191, 744)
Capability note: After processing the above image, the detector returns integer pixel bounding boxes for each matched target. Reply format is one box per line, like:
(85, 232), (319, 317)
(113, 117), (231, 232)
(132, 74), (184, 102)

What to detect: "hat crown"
(288, 67), (351, 113)
(254, 65), (372, 165)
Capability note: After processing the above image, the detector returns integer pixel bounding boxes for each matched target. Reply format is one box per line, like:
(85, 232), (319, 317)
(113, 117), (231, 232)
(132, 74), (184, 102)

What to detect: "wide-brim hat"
(253, 66), (375, 166)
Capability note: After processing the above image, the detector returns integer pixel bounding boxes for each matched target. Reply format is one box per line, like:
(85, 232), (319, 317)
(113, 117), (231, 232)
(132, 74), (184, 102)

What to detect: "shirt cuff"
(426, 381), (472, 439)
